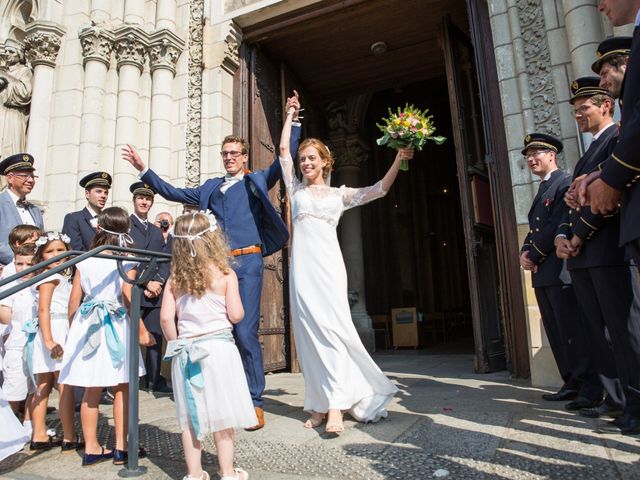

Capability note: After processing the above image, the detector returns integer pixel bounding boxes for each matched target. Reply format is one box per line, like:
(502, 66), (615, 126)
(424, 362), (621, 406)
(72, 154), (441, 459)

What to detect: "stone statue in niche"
(0, 38), (32, 163)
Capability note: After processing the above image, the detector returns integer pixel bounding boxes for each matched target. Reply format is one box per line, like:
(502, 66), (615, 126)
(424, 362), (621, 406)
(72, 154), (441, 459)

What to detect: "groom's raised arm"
(122, 144), (201, 206)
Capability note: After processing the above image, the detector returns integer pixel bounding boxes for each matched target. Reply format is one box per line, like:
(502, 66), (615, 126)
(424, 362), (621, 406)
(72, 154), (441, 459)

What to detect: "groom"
(122, 102), (301, 430)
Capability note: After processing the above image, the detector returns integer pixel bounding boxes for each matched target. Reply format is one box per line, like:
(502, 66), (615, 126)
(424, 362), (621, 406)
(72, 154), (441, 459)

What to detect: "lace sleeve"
(340, 180), (388, 211)
(279, 153), (301, 195)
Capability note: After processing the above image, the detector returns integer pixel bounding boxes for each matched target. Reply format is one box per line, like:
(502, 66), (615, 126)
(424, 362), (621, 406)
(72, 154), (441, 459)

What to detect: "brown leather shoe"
(245, 407), (265, 431)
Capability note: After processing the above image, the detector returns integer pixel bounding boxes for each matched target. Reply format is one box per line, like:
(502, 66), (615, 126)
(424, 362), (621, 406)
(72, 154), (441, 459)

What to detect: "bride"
(280, 93), (413, 433)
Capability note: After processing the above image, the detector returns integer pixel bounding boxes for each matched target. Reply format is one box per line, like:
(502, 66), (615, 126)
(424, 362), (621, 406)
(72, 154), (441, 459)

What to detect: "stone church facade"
(0, 0), (630, 386)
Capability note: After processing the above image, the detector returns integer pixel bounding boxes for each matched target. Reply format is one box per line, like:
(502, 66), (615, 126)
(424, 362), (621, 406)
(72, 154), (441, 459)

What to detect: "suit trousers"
(141, 307), (166, 388)
(233, 252), (265, 407)
(534, 285), (600, 399)
(571, 266), (640, 414)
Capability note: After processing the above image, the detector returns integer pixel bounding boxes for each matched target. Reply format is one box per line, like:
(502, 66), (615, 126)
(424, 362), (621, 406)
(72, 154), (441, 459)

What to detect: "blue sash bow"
(21, 317), (39, 387)
(80, 299), (127, 368)
(163, 330), (234, 439)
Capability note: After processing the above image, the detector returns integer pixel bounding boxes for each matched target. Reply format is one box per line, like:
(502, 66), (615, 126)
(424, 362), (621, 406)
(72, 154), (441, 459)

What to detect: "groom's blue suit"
(140, 125), (300, 407)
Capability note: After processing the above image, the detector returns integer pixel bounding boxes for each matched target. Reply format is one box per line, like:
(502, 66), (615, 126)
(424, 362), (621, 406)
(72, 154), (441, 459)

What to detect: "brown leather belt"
(231, 244), (262, 257)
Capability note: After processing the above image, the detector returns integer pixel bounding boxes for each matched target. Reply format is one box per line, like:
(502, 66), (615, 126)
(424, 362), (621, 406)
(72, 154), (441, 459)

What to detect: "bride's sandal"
(325, 410), (344, 434)
(303, 412), (326, 429)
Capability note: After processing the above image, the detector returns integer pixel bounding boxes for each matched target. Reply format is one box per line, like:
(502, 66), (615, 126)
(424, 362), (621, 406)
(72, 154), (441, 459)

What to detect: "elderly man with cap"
(129, 181), (171, 394)
(62, 172), (112, 251)
(520, 134), (583, 402)
(0, 153), (44, 265)
(556, 77), (636, 419)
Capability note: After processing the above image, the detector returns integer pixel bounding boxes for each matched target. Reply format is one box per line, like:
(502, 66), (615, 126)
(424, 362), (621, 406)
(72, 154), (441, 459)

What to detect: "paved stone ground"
(1, 352), (640, 479)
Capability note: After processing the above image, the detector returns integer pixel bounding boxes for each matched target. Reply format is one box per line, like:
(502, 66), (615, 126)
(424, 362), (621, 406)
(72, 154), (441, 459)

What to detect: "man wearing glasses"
(121, 96), (302, 430)
(519, 134), (582, 403)
(0, 153), (44, 265)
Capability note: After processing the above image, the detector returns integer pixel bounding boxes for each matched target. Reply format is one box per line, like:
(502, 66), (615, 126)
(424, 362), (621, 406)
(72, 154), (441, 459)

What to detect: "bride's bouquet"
(376, 104), (446, 171)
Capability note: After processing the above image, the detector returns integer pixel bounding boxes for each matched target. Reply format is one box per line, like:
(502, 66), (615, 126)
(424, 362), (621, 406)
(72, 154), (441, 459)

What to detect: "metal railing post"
(121, 282), (144, 476)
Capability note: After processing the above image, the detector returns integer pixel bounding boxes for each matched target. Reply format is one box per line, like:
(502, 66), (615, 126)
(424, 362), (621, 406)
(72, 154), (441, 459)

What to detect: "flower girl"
(27, 232), (79, 451)
(58, 207), (151, 466)
(161, 212), (256, 480)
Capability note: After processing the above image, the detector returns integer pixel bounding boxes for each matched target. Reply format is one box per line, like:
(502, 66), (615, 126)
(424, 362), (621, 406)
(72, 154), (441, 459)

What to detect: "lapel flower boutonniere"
(545, 198), (551, 208)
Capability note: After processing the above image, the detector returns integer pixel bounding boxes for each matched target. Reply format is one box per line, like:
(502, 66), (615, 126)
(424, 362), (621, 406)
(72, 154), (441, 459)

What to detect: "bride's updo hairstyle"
(298, 138), (334, 179)
(171, 212), (231, 297)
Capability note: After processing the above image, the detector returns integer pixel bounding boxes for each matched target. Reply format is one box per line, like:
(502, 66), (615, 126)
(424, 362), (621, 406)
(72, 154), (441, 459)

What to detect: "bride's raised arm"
(342, 148), (414, 210)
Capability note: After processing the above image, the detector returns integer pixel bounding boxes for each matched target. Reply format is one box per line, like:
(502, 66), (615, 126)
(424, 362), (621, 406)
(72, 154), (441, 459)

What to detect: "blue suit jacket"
(129, 214), (169, 308)
(0, 190), (44, 265)
(141, 125), (301, 256)
(62, 207), (97, 252)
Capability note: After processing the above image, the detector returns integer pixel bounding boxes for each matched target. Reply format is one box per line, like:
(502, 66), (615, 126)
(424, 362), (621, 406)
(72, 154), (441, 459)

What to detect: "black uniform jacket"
(521, 169), (572, 288)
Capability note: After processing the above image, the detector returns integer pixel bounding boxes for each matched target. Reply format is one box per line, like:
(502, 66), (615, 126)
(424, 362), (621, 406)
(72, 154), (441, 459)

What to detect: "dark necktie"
(538, 179), (549, 195)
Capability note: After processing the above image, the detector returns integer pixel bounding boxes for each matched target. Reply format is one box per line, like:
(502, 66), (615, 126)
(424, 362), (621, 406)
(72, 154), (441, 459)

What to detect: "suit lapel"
(0, 191), (20, 226)
(82, 207), (95, 231)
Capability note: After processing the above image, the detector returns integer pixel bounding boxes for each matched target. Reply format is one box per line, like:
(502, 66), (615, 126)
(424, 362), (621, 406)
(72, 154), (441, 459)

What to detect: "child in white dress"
(27, 232), (79, 451)
(161, 212), (256, 480)
(58, 207), (153, 467)
(0, 245), (36, 424)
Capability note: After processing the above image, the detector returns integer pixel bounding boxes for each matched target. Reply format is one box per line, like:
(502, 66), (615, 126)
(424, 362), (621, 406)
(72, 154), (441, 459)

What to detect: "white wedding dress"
(280, 153), (398, 422)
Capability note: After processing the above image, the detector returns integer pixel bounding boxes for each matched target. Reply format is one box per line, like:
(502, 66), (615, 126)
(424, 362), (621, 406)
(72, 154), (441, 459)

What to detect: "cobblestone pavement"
(1, 352), (640, 479)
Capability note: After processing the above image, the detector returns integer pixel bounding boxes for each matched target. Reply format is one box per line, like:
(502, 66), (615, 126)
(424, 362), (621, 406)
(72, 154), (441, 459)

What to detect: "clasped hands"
(144, 280), (163, 299)
(566, 170), (620, 214)
(555, 235), (582, 260)
(285, 90), (301, 119)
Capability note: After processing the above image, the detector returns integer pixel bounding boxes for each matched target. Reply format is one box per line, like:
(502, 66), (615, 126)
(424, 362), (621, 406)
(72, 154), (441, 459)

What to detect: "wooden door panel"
(441, 17), (505, 372)
(248, 47), (288, 372)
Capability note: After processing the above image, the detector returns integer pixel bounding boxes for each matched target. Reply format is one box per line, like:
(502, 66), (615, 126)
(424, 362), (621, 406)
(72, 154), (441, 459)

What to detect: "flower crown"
(170, 210), (218, 257)
(35, 232), (70, 247)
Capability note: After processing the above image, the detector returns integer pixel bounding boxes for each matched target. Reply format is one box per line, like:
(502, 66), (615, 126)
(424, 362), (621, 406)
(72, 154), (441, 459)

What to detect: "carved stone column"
(561, 1), (605, 76)
(148, 28), (184, 213)
(199, 19), (240, 179)
(112, 24), (149, 205)
(77, 25), (114, 205)
(24, 20), (65, 205)
(326, 99), (375, 352)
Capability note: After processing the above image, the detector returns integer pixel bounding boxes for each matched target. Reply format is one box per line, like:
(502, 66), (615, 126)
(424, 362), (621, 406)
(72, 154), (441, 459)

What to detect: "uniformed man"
(593, 36), (632, 100)
(129, 182), (171, 394)
(62, 172), (112, 251)
(556, 77), (634, 419)
(0, 153), (44, 265)
(577, 1), (640, 433)
(520, 133), (583, 402)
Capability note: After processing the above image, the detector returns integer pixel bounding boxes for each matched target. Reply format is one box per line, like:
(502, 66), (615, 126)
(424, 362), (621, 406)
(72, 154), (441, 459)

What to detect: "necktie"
(538, 179), (549, 195)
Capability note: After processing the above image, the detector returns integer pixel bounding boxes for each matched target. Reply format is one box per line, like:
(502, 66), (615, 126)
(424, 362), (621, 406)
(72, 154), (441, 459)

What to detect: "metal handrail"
(0, 244), (171, 476)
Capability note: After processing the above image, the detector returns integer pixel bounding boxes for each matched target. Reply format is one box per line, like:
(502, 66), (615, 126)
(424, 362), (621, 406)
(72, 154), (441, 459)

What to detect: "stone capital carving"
(113, 24), (149, 72)
(326, 97), (371, 169)
(329, 133), (370, 169)
(148, 29), (185, 76)
(222, 22), (241, 75)
(79, 25), (115, 68)
(24, 21), (66, 68)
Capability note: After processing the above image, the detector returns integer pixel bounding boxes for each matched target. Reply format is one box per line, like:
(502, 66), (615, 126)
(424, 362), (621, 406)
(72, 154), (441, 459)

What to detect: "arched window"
(0, 0), (37, 43)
